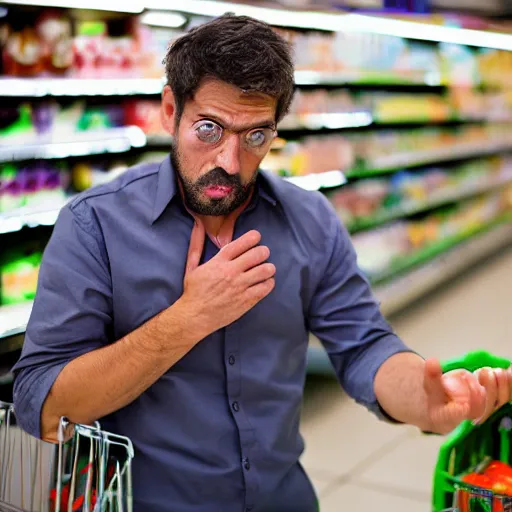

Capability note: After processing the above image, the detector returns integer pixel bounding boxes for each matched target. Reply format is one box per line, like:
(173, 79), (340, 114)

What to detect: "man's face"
(163, 79), (277, 216)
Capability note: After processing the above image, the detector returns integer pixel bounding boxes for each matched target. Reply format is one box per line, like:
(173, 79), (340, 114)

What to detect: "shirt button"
(228, 355), (236, 365)
(232, 401), (240, 413)
(243, 457), (251, 471)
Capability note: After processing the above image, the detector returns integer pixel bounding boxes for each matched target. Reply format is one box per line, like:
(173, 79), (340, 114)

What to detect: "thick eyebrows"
(197, 112), (276, 132)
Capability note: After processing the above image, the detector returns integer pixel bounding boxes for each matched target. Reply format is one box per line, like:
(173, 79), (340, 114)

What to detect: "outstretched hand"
(423, 359), (512, 434)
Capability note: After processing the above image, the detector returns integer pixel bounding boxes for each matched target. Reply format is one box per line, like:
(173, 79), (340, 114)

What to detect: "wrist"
(136, 299), (207, 359)
(167, 296), (213, 344)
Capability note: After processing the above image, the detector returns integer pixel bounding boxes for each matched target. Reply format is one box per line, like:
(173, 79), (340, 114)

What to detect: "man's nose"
(216, 135), (242, 176)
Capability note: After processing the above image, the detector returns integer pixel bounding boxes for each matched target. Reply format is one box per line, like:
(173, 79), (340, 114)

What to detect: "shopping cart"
(433, 350), (512, 512)
(0, 401), (134, 512)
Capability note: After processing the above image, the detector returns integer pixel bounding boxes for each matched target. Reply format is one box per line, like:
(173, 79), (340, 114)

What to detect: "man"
(12, 14), (511, 512)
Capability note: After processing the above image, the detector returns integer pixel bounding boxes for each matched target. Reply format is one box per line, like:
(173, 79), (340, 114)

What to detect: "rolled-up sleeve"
(308, 207), (413, 419)
(12, 200), (112, 438)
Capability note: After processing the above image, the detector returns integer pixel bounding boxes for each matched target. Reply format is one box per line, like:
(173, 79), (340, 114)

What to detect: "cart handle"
(441, 350), (511, 374)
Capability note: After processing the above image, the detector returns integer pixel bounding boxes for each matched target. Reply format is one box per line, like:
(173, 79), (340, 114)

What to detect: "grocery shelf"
(307, 221), (512, 375)
(283, 170), (347, 191)
(0, 78), (164, 97)
(0, 196), (72, 235)
(0, 302), (33, 342)
(369, 213), (512, 285)
(146, 2), (512, 52)
(294, 70), (443, 87)
(279, 113), (511, 132)
(0, 127), (147, 163)
(0, 71), (443, 100)
(347, 138), (512, 179)
(346, 174), (512, 233)
(280, 112), (373, 131)
(1, 0), (144, 13)
(375, 223), (512, 317)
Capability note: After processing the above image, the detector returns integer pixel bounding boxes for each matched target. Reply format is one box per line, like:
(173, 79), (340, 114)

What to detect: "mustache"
(195, 168), (242, 188)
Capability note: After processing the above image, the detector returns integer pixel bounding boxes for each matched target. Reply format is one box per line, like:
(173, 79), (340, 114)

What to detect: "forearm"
(41, 299), (202, 442)
(374, 352), (431, 431)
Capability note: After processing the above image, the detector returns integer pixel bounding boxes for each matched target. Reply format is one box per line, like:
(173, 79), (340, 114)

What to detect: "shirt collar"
(151, 155), (278, 224)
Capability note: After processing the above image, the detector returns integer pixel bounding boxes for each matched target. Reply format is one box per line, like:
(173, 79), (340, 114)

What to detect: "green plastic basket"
(433, 350), (512, 512)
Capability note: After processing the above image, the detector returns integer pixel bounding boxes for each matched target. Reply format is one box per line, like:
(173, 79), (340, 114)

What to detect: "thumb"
(185, 221), (206, 278)
(424, 358), (447, 403)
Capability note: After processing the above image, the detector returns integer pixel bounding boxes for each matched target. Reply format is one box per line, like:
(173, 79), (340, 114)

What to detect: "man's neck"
(197, 215), (226, 239)
(185, 187), (255, 248)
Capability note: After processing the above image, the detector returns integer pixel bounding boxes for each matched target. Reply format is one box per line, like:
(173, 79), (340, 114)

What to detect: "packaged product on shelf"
(72, 160), (128, 191)
(73, 19), (138, 79)
(368, 92), (454, 123)
(0, 162), (69, 213)
(0, 104), (35, 143)
(438, 42), (479, 87)
(352, 222), (410, 275)
(0, 245), (43, 305)
(71, 152), (169, 192)
(2, 15), (44, 77)
(477, 48), (512, 89)
(124, 99), (165, 137)
(0, 100), (130, 146)
(263, 135), (354, 177)
(0, 164), (21, 212)
(1, 9), (73, 77)
(36, 10), (74, 75)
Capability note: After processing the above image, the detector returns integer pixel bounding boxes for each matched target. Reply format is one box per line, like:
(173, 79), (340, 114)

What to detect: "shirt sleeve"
(308, 203), (414, 419)
(12, 200), (113, 438)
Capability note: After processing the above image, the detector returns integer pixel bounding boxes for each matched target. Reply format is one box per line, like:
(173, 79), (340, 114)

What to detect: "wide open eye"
(245, 129), (269, 148)
(195, 122), (222, 144)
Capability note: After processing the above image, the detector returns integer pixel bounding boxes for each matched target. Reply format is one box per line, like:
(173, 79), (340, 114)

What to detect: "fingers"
(495, 368), (510, 409)
(243, 263), (276, 287)
(234, 245), (271, 273)
(474, 367), (510, 425)
(185, 221), (206, 278)
(424, 359), (447, 403)
(463, 372), (486, 421)
(509, 367), (512, 402)
(245, 277), (275, 305)
(475, 368), (498, 424)
(219, 230), (261, 261)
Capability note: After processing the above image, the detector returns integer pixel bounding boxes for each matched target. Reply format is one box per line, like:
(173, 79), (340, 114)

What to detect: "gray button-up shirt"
(12, 156), (410, 512)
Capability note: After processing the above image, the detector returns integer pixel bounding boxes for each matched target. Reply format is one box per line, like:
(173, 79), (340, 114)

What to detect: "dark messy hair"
(163, 14), (295, 124)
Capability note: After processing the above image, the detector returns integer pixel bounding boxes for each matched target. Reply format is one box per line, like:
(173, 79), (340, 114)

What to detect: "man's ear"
(161, 85), (178, 136)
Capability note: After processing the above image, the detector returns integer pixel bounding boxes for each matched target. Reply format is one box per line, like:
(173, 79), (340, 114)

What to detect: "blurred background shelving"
(2, 0), (512, 380)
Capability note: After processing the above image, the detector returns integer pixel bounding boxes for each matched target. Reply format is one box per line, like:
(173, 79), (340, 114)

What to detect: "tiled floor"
(300, 246), (512, 511)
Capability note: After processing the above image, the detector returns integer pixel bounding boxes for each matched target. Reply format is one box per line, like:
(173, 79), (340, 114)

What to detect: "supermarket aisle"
(300, 246), (512, 511)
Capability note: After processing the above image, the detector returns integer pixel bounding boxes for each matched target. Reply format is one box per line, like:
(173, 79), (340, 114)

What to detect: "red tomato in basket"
(463, 473), (495, 489)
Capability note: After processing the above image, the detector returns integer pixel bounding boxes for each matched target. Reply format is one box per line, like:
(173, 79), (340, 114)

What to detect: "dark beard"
(170, 144), (256, 216)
